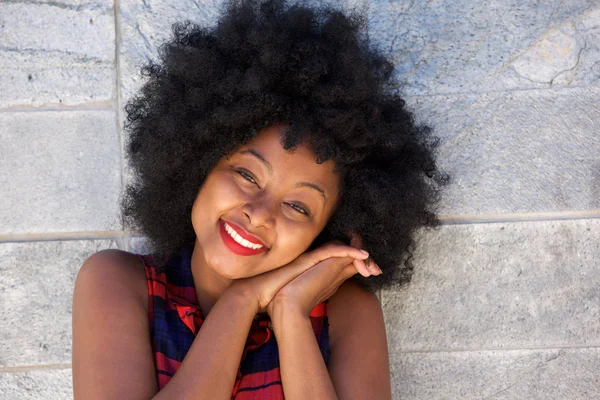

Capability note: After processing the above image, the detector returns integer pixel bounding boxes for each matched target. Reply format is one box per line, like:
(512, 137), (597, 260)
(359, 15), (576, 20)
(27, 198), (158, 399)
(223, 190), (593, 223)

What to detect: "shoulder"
(72, 249), (157, 398)
(327, 279), (384, 348)
(75, 249), (148, 311)
(325, 279), (391, 398)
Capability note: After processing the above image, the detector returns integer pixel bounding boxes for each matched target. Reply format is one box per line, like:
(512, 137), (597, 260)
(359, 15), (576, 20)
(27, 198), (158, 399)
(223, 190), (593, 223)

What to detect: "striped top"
(136, 243), (330, 399)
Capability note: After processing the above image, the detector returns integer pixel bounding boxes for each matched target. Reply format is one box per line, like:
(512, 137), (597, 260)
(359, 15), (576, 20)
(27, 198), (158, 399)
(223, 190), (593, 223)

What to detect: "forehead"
(234, 126), (340, 193)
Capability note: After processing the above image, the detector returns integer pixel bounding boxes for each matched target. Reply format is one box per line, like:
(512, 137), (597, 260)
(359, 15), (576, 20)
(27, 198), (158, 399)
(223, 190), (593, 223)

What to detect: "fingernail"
(370, 264), (382, 275)
(360, 249), (369, 256)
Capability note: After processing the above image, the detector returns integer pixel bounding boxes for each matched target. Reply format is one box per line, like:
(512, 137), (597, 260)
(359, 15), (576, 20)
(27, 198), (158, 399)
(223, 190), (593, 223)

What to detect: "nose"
(241, 193), (276, 228)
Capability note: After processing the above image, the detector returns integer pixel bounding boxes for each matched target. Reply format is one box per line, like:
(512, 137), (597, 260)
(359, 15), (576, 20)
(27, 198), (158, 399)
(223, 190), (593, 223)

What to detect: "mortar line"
(0, 103), (114, 113)
(390, 343), (600, 355)
(0, 230), (135, 243)
(113, 0), (126, 237)
(399, 82), (599, 100)
(440, 210), (600, 225)
(0, 364), (72, 373)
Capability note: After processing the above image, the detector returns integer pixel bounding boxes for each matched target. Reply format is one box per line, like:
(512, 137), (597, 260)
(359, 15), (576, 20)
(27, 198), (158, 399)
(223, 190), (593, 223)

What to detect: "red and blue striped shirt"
(136, 243), (330, 399)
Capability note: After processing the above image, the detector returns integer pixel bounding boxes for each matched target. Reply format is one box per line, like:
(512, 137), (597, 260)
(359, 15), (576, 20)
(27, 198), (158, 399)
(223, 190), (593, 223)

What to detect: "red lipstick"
(219, 219), (268, 256)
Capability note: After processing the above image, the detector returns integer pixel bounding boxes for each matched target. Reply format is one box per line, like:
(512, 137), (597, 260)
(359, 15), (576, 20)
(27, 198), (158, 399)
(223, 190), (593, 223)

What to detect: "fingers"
(348, 233), (382, 276)
(265, 243), (368, 292)
(307, 242), (383, 278)
(351, 259), (382, 277)
(272, 243), (378, 296)
(306, 243), (369, 267)
(352, 258), (371, 277)
(365, 258), (383, 276)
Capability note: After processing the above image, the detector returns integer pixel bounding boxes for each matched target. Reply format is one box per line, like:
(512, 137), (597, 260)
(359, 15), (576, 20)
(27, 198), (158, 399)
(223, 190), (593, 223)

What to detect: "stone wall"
(1, 0), (598, 398)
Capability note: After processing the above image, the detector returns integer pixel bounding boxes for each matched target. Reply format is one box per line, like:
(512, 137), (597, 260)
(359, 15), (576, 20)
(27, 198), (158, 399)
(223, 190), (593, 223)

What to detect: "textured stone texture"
(0, 368), (72, 400)
(118, 0), (227, 105)
(118, 0), (223, 193)
(118, 0), (366, 104)
(0, 1), (115, 107)
(390, 347), (600, 400)
(0, 111), (122, 235)
(0, 240), (118, 367)
(368, 1), (600, 95)
(382, 219), (600, 353)
(407, 86), (600, 216)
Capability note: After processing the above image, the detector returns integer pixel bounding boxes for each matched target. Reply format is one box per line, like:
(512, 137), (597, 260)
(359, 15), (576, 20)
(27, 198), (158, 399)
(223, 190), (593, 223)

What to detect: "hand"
(228, 242), (371, 314)
(265, 234), (382, 318)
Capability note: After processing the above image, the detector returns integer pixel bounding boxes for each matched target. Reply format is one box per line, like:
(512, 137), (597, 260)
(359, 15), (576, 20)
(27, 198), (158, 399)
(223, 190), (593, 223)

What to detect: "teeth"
(224, 222), (264, 250)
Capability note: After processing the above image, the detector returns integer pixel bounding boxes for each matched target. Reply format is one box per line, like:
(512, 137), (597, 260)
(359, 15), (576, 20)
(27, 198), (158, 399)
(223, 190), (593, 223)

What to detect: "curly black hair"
(120, 0), (446, 291)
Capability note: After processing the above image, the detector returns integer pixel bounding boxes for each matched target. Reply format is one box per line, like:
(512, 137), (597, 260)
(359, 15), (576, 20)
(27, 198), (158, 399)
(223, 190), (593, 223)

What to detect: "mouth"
(219, 219), (268, 256)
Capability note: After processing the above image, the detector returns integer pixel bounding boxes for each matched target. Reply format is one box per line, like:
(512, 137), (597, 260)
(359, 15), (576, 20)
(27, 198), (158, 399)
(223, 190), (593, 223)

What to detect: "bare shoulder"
(75, 249), (148, 308)
(326, 280), (391, 399)
(327, 279), (383, 347)
(72, 249), (157, 399)
(328, 278), (380, 306)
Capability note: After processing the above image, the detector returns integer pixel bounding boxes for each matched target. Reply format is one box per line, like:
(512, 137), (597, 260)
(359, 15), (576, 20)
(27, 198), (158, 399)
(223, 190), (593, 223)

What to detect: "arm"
(270, 280), (391, 400)
(73, 244), (365, 399)
(154, 283), (258, 399)
(72, 250), (157, 399)
(270, 302), (338, 399)
(327, 280), (391, 400)
(72, 250), (258, 400)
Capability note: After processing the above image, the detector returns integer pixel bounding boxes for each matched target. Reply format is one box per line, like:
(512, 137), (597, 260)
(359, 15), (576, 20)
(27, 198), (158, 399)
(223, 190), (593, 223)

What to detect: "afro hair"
(120, 0), (447, 291)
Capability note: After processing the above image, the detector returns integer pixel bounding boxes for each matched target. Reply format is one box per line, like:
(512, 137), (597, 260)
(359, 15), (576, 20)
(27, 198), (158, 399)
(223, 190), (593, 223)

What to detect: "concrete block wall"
(0, 0), (598, 398)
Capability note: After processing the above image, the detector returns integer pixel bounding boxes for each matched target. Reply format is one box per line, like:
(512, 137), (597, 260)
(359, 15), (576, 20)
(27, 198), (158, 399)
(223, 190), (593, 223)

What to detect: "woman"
(72, 0), (444, 398)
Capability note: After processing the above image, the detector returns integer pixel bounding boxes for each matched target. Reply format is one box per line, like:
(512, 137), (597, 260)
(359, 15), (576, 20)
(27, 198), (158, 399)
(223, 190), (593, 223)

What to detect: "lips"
(219, 219), (268, 256)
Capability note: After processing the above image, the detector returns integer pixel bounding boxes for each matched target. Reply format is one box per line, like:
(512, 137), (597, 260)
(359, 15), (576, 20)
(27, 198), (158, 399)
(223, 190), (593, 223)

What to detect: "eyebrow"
(240, 149), (327, 202)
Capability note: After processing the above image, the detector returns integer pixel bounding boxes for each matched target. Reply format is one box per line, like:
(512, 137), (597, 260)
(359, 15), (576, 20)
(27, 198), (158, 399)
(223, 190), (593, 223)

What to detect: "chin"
(206, 253), (257, 280)
(214, 265), (244, 280)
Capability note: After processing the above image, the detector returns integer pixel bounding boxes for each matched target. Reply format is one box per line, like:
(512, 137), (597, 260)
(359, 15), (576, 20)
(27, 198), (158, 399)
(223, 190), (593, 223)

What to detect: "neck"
(190, 240), (233, 317)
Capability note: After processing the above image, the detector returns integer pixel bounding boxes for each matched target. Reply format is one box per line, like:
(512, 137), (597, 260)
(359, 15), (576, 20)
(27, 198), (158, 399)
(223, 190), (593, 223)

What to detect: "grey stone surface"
(118, 0), (224, 105)
(382, 219), (600, 352)
(390, 347), (600, 400)
(407, 86), (600, 216)
(118, 0), (367, 104)
(0, 1), (115, 107)
(0, 111), (122, 234)
(118, 0), (223, 194)
(368, 1), (600, 95)
(0, 240), (118, 367)
(0, 368), (72, 400)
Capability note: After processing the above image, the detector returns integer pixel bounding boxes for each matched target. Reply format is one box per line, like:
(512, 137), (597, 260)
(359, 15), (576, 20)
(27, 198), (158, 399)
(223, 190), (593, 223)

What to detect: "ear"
(348, 231), (378, 271)
(348, 231), (364, 249)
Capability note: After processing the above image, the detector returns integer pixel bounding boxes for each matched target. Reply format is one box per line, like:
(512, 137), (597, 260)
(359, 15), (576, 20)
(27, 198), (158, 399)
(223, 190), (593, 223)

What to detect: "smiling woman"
(72, 0), (445, 399)
(191, 126), (342, 284)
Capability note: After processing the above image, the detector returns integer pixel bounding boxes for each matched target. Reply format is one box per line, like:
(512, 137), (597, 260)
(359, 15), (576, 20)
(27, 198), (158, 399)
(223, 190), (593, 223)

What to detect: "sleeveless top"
(136, 243), (330, 399)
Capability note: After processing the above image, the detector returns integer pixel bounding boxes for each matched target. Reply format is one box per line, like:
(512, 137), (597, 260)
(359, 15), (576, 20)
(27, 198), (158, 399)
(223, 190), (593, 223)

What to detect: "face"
(191, 125), (341, 279)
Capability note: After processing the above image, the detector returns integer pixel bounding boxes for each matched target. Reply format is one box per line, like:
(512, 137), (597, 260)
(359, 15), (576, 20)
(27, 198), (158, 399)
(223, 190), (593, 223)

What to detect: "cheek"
(268, 223), (317, 266)
(194, 174), (245, 213)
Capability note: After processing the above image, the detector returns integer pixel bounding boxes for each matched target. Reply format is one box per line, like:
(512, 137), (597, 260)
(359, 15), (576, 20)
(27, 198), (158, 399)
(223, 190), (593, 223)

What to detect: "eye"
(286, 203), (310, 217)
(236, 170), (258, 186)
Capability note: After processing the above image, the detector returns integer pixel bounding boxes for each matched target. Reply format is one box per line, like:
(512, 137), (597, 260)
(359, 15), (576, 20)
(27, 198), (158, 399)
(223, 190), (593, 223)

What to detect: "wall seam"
(0, 364), (72, 373)
(390, 343), (600, 355)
